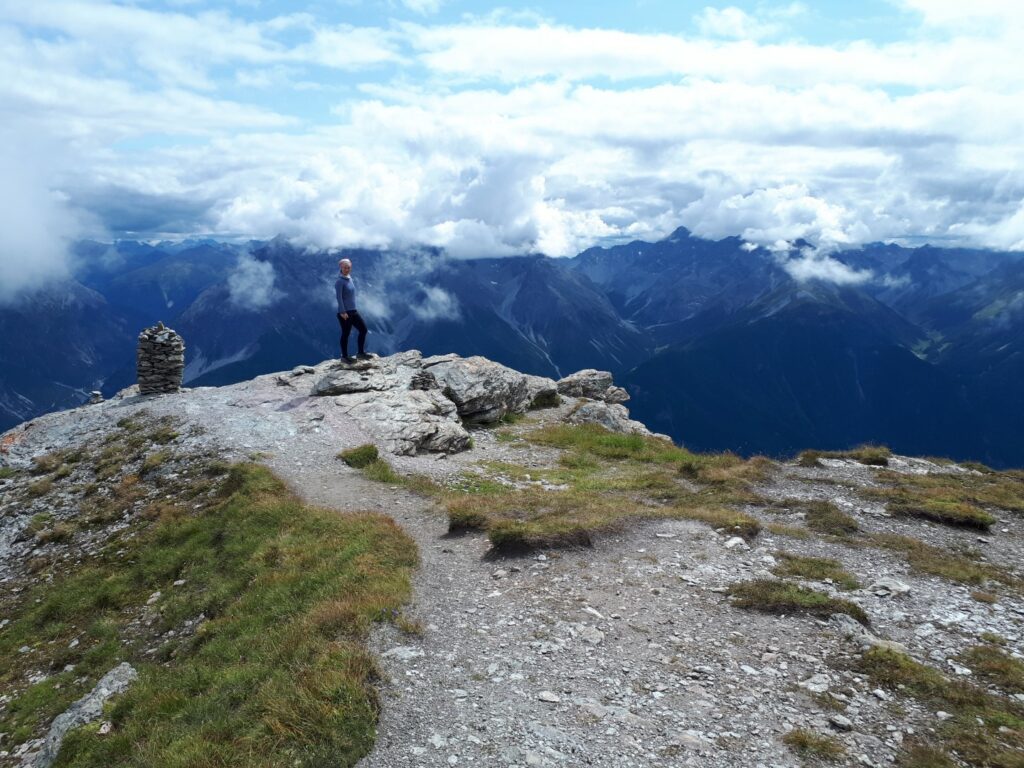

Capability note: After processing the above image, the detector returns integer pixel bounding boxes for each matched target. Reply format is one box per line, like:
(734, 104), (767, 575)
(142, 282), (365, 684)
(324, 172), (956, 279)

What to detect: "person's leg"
(352, 312), (368, 355)
(340, 314), (354, 358)
(337, 313), (346, 357)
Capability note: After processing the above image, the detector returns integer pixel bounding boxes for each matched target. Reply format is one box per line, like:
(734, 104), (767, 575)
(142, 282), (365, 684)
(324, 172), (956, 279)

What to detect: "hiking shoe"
(341, 356), (356, 364)
(356, 352), (373, 360)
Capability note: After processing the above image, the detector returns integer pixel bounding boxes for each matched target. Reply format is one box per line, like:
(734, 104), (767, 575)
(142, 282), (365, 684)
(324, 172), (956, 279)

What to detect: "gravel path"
(3, 364), (1022, 768)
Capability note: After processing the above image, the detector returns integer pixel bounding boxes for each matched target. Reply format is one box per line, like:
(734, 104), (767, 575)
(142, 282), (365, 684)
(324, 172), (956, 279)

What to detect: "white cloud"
(2, 0), (1024, 267)
(694, 6), (781, 40)
(227, 252), (282, 310)
(409, 284), (460, 320)
(782, 252), (875, 285)
(0, 130), (92, 304)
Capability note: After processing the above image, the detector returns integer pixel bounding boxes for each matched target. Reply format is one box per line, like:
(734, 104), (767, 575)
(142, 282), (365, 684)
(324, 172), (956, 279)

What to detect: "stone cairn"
(137, 322), (185, 394)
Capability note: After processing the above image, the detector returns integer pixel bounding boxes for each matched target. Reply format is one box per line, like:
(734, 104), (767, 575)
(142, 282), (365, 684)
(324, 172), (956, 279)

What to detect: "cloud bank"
(1, 0), (1023, 301)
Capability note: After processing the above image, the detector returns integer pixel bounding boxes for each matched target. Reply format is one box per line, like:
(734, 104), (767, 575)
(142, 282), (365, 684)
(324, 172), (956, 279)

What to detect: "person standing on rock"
(336, 258), (370, 364)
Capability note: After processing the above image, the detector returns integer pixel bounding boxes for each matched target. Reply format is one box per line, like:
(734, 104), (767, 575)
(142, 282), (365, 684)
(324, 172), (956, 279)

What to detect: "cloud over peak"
(1, 0), (1023, 278)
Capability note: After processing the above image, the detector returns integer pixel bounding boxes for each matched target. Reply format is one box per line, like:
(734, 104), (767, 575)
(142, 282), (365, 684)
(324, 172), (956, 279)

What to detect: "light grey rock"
(869, 577), (911, 597)
(523, 374), (560, 409)
(335, 388), (470, 455)
(537, 690), (561, 703)
(314, 351), (425, 396)
(423, 355), (533, 424)
(88, 391), (103, 405)
(25, 663), (137, 768)
(829, 714), (854, 732)
(799, 673), (831, 694)
(566, 401), (652, 436)
(603, 385), (630, 404)
(556, 369), (614, 400)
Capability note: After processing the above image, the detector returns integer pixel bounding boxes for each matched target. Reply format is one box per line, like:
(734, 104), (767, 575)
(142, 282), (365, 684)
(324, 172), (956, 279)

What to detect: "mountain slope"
(624, 281), (980, 461)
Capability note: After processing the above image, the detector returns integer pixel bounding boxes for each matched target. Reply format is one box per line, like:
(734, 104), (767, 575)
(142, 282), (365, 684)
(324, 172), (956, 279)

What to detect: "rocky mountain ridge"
(1, 352), (1022, 767)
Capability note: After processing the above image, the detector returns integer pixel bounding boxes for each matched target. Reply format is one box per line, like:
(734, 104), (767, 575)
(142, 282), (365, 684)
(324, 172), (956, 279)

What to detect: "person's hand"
(340, 312), (349, 320)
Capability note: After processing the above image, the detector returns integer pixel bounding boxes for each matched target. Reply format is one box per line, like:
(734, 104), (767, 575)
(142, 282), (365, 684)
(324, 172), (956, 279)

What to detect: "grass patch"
(30, 451), (65, 475)
(140, 450), (170, 476)
(856, 647), (1024, 768)
(26, 477), (53, 497)
(865, 468), (1024, 531)
(0, 463), (416, 767)
(972, 590), (998, 604)
(798, 445), (891, 467)
(362, 459), (402, 484)
(728, 578), (869, 625)
(765, 522), (812, 539)
(961, 646), (1024, 694)
(435, 424), (772, 551)
(0, 466), (18, 479)
(782, 728), (845, 761)
(888, 500), (995, 530)
(897, 743), (958, 768)
(802, 500), (860, 537)
(338, 444), (379, 469)
(772, 552), (860, 590)
(873, 534), (1016, 588)
(527, 423), (683, 463)
(672, 505), (762, 540)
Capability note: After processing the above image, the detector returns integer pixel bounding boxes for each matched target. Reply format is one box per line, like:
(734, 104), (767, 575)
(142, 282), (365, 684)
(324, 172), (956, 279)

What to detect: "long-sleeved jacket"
(335, 275), (357, 313)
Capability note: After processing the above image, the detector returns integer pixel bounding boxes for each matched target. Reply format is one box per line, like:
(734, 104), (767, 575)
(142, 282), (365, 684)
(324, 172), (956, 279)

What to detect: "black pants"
(338, 311), (367, 358)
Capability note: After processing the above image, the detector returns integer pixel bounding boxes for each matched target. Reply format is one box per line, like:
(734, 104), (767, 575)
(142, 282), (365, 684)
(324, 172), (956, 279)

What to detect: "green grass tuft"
(728, 578), (869, 625)
(960, 645), (1024, 694)
(803, 500), (860, 536)
(338, 444), (379, 469)
(873, 534), (1016, 588)
(888, 500), (995, 530)
(772, 552), (860, 590)
(782, 728), (846, 761)
(361, 459), (402, 484)
(798, 445), (891, 467)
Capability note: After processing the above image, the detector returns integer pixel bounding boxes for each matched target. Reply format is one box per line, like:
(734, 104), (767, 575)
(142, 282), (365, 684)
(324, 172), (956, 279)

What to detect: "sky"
(2, 0), (1024, 298)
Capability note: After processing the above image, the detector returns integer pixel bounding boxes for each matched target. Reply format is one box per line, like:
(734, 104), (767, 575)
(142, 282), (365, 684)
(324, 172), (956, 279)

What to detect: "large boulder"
(335, 389), (471, 455)
(313, 350), (427, 396)
(423, 355), (558, 424)
(567, 401), (653, 436)
(313, 351), (469, 455)
(556, 369), (628, 403)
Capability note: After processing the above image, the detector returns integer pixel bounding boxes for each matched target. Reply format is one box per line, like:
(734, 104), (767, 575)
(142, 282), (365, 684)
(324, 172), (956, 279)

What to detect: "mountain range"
(3, 229), (1022, 467)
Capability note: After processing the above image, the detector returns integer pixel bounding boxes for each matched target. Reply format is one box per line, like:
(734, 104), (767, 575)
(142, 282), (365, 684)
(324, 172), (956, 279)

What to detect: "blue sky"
(1, 0), (1023, 298)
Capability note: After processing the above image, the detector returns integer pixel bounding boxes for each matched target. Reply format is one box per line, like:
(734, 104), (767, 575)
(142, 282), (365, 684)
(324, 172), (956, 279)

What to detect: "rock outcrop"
(23, 663), (138, 768)
(136, 322), (185, 394)
(307, 352), (649, 451)
(556, 369), (629, 404)
(567, 400), (655, 437)
(423, 355), (559, 424)
(313, 351), (470, 455)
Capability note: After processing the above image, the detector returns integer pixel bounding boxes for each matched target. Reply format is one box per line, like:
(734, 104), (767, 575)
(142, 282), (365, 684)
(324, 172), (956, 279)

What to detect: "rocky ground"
(1, 352), (1022, 767)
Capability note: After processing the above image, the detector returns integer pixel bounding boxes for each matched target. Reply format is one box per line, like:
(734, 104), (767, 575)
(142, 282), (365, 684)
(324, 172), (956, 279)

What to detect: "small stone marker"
(137, 322), (185, 394)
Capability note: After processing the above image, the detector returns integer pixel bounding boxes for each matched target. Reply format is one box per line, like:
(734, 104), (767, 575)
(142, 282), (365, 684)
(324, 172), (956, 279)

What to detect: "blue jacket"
(335, 275), (357, 313)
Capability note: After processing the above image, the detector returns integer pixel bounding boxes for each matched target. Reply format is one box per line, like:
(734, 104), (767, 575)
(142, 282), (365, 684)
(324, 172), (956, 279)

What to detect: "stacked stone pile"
(136, 322), (185, 394)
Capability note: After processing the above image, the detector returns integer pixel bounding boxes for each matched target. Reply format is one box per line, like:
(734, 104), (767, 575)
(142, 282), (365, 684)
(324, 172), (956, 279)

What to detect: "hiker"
(335, 258), (369, 363)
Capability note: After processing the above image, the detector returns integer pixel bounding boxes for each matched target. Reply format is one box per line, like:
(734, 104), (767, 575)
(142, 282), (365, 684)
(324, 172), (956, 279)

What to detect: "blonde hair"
(338, 258), (351, 269)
